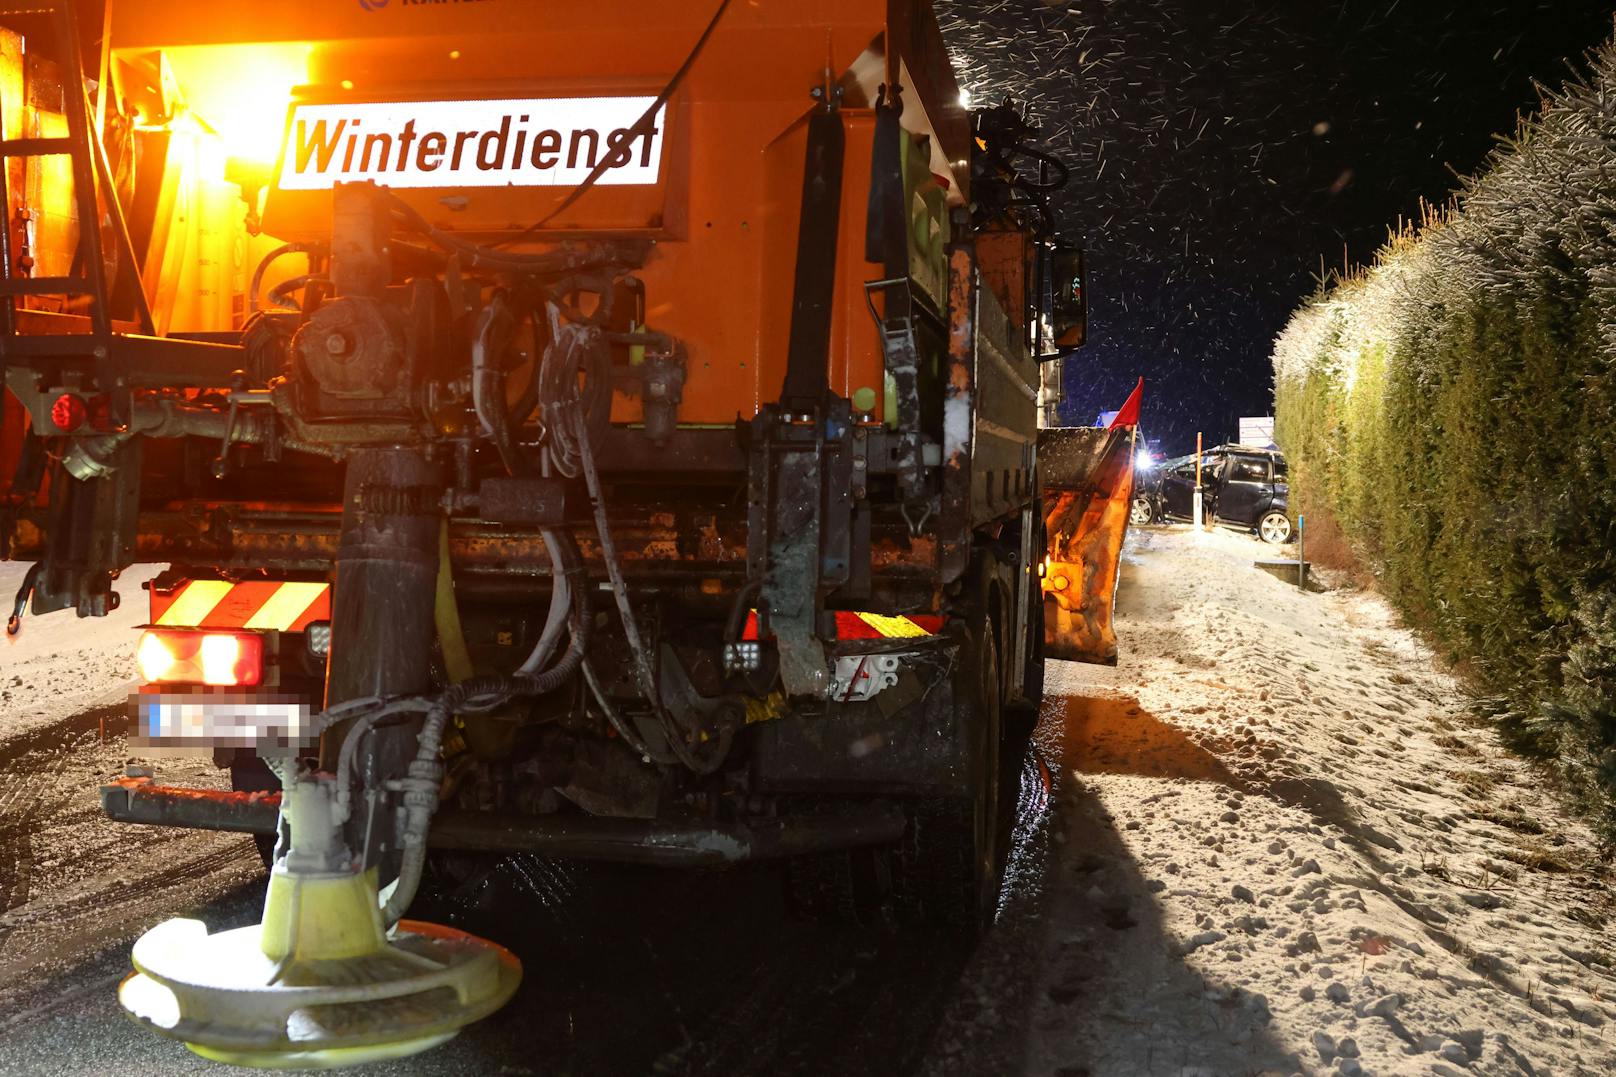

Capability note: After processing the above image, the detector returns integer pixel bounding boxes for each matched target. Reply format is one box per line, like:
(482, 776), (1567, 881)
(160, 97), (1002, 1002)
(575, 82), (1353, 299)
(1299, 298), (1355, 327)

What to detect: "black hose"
(536, 305), (610, 478)
(724, 579), (762, 643)
(249, 244), (312, 315)
(472, 298), (530, 478)
(266, 274), (318, 312)
(474, 365), (528, 478)
(506, 309), (552, 433)
(1013, 143), (1071, 191)
(497, 0), (733, 244)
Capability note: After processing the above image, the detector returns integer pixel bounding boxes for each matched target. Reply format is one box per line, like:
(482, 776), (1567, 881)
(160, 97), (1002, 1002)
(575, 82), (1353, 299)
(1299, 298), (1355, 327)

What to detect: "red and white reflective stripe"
(739, 610), (944, 641)
(150, 581), (331, 633)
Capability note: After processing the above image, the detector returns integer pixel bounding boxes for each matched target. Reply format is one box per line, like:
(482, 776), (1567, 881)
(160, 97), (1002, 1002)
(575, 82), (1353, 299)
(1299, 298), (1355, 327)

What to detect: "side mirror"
(1036, 243), (1087, 360)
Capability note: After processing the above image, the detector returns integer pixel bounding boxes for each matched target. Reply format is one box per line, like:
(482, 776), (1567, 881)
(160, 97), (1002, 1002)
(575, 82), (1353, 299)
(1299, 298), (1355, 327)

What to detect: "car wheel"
(1130, 496), (1154, 525)
(1259, 511), (1293, 544)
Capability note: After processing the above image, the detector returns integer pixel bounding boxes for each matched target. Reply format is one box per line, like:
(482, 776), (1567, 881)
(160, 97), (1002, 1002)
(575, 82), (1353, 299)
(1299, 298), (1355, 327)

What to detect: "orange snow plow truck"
(0, 0), (1133, 1064)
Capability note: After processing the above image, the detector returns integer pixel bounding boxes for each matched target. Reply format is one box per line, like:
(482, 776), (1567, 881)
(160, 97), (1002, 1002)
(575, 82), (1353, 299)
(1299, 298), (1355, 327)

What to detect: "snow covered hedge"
(1271, 41), (1616, 835)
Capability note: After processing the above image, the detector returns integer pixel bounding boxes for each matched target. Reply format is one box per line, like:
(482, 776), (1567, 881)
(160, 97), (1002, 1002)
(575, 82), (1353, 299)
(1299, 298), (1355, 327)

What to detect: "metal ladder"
(0, 0), (156, 420)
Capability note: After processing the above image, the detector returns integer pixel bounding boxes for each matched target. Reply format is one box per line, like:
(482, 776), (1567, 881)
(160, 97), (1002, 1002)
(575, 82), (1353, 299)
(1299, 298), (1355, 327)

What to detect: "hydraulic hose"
(1012, 143), (1071, 190)
(381, 700), (451, 926)
(331, 697), (435, 828)
(377, 597), (591, 926)
(265, 274), (317, 313)
(443, 530), (590, 715)
(570, 406), (731, 774)
(471, 298), (528, 478)
(499, 0), (732, 242)
(517, 530), (573, 677)
(451, 611), (588, 713)
(535, 305), (609, 478)
(468, 304), (575, 682)
(248, 243), (312, 315)
(582, 655), (675, 765)
(330, 533), (589, 923)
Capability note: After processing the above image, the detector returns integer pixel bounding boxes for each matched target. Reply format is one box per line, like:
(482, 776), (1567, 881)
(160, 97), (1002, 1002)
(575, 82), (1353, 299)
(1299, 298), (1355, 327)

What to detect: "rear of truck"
(0, 0), (1090, 1061)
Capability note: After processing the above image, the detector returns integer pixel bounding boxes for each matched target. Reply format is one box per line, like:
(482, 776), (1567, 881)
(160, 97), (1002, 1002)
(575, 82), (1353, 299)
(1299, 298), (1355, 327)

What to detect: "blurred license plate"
(131, 693), (316, 756)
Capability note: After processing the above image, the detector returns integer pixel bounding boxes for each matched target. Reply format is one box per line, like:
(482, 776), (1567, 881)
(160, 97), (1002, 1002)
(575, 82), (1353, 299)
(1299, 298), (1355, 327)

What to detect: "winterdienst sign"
(276, 96), (666, 190)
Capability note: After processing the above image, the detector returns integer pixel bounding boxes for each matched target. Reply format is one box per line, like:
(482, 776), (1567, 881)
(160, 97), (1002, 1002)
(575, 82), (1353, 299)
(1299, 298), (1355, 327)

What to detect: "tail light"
(51, 393), (88, 432)
(48, 392), (114, 433)
(138, 630), (265, 687)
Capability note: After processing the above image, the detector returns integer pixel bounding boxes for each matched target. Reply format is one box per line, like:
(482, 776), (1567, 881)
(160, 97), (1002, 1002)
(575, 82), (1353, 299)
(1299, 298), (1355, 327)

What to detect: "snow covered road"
(0, 561), (162, 742)
(972, 525), (1615, 1076)
(0, 530), (1611, 1076)
(0, 562), (261, 1018)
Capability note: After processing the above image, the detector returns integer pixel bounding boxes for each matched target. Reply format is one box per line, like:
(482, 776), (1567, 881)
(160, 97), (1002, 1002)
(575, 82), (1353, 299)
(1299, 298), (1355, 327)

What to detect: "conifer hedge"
(1271, 41), (1616, 834)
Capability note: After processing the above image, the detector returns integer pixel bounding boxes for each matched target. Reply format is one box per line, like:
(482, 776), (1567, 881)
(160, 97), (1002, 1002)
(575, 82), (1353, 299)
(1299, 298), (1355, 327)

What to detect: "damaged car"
(1135, 445), (1294, 543)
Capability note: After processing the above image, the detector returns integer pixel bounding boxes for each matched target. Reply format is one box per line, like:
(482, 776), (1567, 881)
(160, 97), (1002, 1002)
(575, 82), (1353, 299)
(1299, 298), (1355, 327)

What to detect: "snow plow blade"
(1039, 426), (1137, 665)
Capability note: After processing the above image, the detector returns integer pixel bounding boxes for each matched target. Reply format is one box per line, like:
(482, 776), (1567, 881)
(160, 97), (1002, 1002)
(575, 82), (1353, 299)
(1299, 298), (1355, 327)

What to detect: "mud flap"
(748, 638), (967, 796)
(1039, 426), (1136, 665)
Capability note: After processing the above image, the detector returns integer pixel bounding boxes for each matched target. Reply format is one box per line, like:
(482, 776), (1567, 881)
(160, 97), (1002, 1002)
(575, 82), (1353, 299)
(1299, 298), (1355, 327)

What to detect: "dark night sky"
(935, 0), (1616, 453)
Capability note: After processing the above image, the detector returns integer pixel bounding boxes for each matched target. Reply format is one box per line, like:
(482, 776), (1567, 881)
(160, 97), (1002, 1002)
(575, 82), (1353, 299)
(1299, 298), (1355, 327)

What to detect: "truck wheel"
(422, 851), (500, 907)
(784, 846), (882, 926)
(1006, 568), (1045, 739)
(891, 612), (1006, 933)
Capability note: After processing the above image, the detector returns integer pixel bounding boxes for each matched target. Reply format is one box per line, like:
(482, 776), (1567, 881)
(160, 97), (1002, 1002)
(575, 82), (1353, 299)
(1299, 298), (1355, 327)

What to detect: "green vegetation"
(1271, 41), (1616, 836)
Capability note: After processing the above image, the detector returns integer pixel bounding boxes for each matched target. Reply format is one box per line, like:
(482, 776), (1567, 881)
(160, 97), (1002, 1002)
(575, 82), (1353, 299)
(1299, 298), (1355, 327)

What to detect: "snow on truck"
(0, 0), (1134, 1064)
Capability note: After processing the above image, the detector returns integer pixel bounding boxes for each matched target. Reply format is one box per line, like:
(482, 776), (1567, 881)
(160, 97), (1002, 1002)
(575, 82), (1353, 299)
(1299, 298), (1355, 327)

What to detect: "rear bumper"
(99, 777), (907, 867)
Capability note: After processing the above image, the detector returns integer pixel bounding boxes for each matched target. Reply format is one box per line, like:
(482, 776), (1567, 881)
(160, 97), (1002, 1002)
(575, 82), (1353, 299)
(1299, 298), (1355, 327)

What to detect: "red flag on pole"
(1107, 377), (1144, 430)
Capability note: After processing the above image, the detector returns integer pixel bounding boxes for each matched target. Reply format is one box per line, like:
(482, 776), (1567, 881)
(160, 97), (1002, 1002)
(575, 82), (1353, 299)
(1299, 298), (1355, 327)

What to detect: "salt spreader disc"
(119, 917), (521, 1069)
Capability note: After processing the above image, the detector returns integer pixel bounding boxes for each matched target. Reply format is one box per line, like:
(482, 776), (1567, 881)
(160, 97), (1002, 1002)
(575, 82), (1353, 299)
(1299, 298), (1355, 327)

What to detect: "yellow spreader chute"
(118, 777), (521, 1069)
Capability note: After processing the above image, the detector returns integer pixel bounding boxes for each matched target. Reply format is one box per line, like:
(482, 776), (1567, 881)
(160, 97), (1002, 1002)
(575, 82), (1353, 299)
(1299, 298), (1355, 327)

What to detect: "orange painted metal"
(975, 230), (1030, 346)
(0, 2), (982, 606)
(1041, 428), (1137, 666)
(0, 29), (82, 313)
(95, 0), (968, 427)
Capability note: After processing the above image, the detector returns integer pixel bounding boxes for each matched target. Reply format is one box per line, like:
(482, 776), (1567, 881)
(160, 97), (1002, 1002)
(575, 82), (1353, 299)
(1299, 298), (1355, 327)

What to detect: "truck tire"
(784, 845), (883, 926)
(1008, 560), (1045, 738)
(890, 609), (1006, 933)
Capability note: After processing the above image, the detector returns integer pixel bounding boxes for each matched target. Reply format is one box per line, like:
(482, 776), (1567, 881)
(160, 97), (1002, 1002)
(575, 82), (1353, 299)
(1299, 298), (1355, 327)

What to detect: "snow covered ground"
(1, 532), (1612, 1076)
(0, 561), (256, 1012)
(1006, 525), (1615, 1076)
(0, 561), (162, 741)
